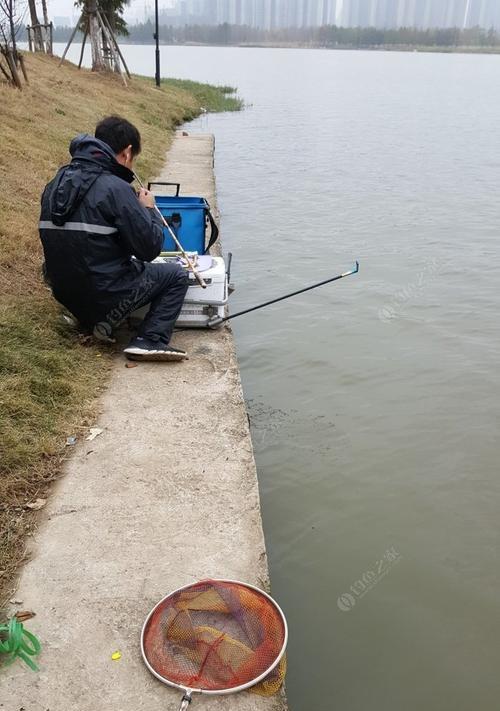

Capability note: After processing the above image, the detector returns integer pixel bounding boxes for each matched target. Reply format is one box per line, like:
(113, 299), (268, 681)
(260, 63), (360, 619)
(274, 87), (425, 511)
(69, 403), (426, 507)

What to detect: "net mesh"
(142, 579), (286, 696)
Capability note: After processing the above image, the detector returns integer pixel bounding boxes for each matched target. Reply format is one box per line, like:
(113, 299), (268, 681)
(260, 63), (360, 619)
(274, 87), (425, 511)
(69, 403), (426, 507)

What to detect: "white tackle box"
(131, 255), (228, 329)
(178, 255), (228, 328)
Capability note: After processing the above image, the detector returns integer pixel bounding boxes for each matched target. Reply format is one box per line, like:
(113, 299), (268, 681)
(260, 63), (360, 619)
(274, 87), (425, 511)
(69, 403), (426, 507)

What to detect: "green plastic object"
(0, 617), (41, 671)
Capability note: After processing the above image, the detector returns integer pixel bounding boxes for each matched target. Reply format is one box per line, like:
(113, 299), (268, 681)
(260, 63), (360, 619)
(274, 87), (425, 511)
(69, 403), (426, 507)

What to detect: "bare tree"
(0, 0), (21, 54)
(0, 0), (25, 87)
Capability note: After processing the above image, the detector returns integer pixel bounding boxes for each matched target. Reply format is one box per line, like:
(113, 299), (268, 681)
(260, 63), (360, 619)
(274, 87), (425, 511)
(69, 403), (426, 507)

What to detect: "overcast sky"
(46, 1), (168, 21)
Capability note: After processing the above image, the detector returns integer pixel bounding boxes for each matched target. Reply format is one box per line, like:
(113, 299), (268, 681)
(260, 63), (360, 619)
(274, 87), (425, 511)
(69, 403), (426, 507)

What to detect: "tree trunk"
(8, 0), (17, 55)
(27, 0), (44, 51)
(41, 0), (49, 25)
(104, 10), (120, 73)
(48, 22), (53, 55)
(87, 1), (105, 71)
(3, 48), (22, 88)
(18, 52), (29, 83)
(0, 56), (12, 82)
(0, 50), (12, 84)
(40, 0), (52, 53)
(99, 17), (111, 71)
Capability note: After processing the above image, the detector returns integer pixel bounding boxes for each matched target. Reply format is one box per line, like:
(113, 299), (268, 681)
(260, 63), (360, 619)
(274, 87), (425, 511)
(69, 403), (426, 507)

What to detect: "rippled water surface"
(57, 44), (500, 710)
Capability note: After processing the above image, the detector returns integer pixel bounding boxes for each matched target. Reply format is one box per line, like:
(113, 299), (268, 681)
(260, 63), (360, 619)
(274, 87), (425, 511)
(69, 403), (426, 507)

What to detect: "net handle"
(178, 692), (192, 710)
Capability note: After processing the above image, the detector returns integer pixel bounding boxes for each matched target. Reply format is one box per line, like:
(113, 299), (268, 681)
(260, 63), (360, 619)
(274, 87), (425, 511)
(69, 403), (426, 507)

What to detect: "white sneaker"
(123, 337), (188, 362)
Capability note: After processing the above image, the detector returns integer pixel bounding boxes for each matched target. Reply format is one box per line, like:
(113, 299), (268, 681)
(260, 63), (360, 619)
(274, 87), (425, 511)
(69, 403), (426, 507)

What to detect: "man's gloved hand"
(137, 187), (155, 209)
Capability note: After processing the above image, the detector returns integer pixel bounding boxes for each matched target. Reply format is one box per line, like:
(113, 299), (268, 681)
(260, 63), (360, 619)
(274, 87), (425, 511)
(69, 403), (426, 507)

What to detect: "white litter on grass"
(25, 499), (46, 511)
(86, 428), (104, 441)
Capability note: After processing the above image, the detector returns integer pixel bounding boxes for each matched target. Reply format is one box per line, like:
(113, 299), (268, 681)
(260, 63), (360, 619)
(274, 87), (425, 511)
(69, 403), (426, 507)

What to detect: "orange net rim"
(140, 578), (288, 695)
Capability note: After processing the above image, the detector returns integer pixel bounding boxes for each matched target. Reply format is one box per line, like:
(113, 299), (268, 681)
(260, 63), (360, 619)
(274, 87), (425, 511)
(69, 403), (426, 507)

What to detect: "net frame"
(140, 578), (288, 698)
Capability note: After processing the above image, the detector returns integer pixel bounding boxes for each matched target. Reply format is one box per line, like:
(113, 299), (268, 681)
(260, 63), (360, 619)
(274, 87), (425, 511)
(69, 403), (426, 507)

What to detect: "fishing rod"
(208, 261), (360, 328)
(133, 173), (207, 289)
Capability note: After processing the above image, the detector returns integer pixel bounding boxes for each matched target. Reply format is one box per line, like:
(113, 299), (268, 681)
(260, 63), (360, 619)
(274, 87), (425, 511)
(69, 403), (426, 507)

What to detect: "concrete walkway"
(1, 134), (286, 711)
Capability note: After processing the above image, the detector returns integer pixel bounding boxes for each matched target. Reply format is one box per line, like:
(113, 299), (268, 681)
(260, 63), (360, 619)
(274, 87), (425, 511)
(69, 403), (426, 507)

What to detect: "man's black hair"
(95, 116), (141, 157)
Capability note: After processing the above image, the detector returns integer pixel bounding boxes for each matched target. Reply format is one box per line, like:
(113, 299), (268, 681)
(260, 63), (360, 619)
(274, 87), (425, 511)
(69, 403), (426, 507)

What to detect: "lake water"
(54, 43), (500, 710)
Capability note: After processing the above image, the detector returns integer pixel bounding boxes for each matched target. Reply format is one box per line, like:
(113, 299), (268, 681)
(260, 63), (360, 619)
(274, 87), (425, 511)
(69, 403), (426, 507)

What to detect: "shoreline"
(50, 38), (500, 55)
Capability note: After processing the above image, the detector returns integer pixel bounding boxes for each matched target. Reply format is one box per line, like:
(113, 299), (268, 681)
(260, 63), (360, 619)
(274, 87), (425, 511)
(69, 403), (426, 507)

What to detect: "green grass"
(161, 78), (244, 112)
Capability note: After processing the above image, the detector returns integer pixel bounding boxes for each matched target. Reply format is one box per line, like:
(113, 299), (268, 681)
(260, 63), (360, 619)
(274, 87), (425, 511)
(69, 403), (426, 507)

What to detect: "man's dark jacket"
(39, 134), (164, 329)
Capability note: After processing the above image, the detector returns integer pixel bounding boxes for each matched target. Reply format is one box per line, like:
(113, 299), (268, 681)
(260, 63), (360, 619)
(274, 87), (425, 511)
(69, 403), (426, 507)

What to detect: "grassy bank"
(0, 53), (241, 608)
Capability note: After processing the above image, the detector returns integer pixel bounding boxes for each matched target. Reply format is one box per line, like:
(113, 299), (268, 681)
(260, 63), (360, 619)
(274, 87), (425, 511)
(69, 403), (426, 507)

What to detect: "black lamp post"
(154, 0), (160, 87)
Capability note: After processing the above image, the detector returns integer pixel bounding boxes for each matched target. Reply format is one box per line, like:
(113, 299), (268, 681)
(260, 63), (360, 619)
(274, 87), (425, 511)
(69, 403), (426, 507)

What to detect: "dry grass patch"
(0, 53), (240, 608)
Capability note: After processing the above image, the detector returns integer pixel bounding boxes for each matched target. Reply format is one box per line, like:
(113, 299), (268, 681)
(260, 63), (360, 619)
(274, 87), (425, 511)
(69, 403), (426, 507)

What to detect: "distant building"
(156, 0), (500, 29)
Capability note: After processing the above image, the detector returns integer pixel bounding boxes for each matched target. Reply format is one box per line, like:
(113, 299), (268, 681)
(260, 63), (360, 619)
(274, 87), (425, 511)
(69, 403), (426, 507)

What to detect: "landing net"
(142, 579), (287, 696)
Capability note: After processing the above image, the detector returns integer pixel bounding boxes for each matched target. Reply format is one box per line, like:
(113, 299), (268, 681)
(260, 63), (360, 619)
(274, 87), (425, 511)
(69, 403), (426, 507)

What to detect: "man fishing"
(39, 115), (189, 362)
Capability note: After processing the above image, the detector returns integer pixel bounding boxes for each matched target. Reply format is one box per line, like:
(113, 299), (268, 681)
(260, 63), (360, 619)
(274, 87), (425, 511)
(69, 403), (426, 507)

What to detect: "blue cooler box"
(155, 195), (209, 253)
(148, 183), (218, 253)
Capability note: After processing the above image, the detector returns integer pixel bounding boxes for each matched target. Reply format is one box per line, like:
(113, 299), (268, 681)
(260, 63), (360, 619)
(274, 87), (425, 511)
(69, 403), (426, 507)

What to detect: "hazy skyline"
(48, 0), (500, 30)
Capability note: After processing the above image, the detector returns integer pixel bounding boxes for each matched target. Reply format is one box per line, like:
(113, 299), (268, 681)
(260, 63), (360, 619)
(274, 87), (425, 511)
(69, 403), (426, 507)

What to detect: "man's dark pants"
(131, 262), (190, 344)
(97, 262), (190, 345)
